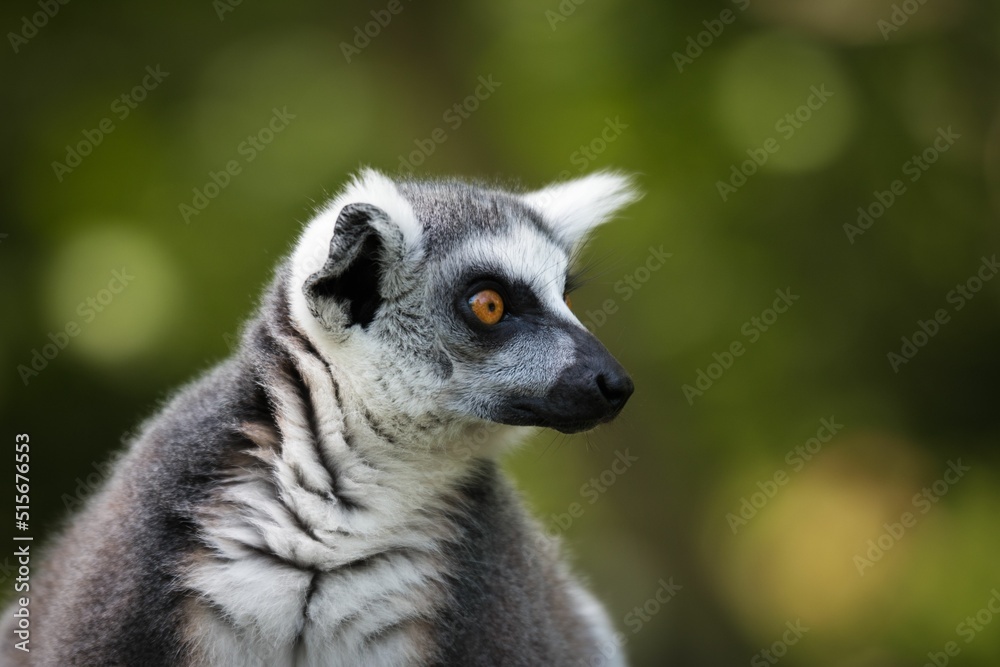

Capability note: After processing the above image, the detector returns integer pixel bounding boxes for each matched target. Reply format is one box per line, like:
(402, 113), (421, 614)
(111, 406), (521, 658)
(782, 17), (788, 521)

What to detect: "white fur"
(521, 171), (641, 249)
(567, 583), (627, 667)
(289, 168), (422, 362)
(446, 223), (574, 316)
(184, 345), (467, 666)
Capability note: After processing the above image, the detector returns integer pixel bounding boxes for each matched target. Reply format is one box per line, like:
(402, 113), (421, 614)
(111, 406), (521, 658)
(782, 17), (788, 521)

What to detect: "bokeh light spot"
(44, 225), (181, 365)
(713, 32), (856, 172)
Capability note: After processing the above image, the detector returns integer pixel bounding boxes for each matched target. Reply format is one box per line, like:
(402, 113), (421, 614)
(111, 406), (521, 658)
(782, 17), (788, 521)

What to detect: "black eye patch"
(451, 267), (548, 342)
(459, 274), (541, 317)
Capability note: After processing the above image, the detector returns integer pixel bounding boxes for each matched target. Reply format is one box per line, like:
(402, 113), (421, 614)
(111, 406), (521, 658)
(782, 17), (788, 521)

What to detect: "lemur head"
(288, 169), (639, 436)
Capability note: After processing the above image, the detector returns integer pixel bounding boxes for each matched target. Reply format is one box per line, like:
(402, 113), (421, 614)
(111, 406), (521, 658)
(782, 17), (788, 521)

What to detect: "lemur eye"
(564, 294), (573, 310)
(469, 289), (505, 325)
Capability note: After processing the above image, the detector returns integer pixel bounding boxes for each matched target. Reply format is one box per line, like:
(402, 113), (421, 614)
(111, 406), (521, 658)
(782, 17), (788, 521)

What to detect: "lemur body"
(2, 170), (638, 666)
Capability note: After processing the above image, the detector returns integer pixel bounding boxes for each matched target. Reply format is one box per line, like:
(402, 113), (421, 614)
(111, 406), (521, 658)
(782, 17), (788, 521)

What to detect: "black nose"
(596, 371), (634, 410)
(489, 326), (635, 434)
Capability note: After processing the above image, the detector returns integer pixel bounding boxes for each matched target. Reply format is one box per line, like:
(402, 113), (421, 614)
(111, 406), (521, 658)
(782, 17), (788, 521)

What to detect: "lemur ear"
(521, 171), (641, 250)
(304, 203), (403, 330)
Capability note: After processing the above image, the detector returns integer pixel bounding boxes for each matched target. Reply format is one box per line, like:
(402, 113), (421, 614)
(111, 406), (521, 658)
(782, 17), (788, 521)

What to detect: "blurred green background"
(3, 1), (1000, 665)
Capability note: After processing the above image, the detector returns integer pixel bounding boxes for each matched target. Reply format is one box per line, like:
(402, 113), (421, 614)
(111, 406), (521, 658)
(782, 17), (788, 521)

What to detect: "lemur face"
(290, 170), (639, 435)
(428, 221), (633, 434)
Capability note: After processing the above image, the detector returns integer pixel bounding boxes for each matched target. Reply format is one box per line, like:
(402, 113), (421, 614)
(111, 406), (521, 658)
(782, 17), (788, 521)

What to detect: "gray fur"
(2, 169), (638, 666)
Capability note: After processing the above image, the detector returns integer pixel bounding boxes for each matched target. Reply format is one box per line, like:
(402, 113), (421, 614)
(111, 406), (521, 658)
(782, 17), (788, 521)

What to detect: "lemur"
(3, 169), (639, 666)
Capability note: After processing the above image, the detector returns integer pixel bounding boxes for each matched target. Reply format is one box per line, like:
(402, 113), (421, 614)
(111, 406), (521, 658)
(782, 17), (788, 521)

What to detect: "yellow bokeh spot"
(707, 433), (927, 645)
(747, 0), (967, 45)
(44, 225), (181, 365)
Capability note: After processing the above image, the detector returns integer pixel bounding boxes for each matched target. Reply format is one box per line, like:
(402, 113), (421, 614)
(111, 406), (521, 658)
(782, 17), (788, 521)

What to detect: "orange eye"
(564, 293), (573, 310)
(469, 289), (504, 325)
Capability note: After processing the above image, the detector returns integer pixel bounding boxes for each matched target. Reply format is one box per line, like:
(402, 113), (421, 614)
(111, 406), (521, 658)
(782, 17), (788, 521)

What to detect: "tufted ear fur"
(304, 203), (405, 331)
(521, 171), (641, 250)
